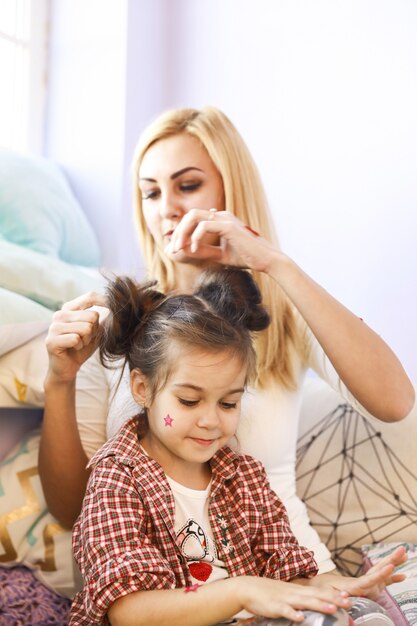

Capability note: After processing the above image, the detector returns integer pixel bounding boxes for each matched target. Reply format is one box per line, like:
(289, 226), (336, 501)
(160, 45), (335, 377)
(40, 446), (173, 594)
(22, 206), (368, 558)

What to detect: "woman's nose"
(159, 192), (184, 219)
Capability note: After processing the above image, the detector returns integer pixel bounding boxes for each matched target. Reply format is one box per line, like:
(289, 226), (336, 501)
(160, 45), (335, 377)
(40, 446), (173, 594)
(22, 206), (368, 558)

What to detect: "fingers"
(169, 208), (240, 253)
(46, 308), (101, 354)
(169, 208), (220, 252)
(350, 564), (396, 598)
(61, 291), (107, 312)
(377, 545), (408, 569)
(257, 594), (349, 621)
(188, 219), (233, 253)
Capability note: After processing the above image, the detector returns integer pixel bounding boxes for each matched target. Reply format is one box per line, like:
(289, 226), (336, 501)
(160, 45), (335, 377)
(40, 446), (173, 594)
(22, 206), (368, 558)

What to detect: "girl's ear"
(131, 369), (149, 406)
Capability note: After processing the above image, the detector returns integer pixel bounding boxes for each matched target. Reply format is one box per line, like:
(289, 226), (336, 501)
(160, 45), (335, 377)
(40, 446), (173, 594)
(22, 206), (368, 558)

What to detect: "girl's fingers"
(368, 546), (407, 575)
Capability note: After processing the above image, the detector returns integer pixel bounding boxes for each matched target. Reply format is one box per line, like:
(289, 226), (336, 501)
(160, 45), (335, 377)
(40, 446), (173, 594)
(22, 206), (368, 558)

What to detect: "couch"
(0, 149), (415, 625)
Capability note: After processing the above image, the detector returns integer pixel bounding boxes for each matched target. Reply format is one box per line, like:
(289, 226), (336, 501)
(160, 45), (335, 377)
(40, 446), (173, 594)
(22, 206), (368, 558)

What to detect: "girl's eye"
(178, 398), (199, 407)
(180, 182), (201, 193)
(220, 402), (238, 410)
(142, 190), (160, 200)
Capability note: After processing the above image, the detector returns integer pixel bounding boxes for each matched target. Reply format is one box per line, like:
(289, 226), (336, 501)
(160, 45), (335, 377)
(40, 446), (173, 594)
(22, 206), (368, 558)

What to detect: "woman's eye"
(178, 398), (199, 407)
(142, 190), (159, 200)
(180, 182), (201, 193)
(220, 402), (238, 410)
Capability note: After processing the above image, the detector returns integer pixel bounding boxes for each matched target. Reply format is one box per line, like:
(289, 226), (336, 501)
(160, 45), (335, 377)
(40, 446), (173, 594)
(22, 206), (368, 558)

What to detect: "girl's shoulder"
(216, 446), (268, 484)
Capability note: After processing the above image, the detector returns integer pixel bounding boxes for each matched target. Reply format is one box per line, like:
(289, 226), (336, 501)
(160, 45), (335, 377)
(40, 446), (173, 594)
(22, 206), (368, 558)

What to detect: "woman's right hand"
(236, 576), (351, 622)
(45, 291), (108, 384)
(166, 208), (280, 275)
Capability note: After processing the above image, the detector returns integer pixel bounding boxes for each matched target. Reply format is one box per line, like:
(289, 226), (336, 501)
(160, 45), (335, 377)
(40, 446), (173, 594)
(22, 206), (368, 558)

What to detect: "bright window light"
(0, 0), (48, 153)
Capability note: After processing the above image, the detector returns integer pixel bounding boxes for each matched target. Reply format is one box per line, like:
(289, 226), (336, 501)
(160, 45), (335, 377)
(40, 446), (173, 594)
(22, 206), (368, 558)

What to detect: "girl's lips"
(190, 438), (215, 446)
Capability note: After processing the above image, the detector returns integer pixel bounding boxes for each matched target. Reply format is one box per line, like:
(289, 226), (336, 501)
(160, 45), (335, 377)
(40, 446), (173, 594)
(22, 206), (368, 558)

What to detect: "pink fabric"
(361, 554), (408, 626)
(0, 565), (70, 625)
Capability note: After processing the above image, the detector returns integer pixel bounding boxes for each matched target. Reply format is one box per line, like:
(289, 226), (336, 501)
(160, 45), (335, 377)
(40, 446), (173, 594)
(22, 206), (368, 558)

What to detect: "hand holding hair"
(166, 209), (280, 274)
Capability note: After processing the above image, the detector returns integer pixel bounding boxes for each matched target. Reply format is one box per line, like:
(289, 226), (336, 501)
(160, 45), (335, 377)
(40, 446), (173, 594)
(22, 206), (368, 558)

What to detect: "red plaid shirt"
(70, 418), (317, 625)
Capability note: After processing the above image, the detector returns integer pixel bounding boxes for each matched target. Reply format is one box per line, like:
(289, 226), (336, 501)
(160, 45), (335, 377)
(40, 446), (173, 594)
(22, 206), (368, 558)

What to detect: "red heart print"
(189, 561), (213, 582)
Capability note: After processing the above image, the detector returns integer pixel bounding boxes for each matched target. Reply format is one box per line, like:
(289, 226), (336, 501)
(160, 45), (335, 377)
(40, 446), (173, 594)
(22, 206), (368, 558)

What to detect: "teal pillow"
(0, 241), (105, 310)
(0, 150), (100, 267)
(0, 288), (52, 325)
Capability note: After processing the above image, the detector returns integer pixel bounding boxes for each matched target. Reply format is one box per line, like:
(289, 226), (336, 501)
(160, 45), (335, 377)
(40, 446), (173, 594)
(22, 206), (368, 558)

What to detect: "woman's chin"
(164, 245), (205, 266)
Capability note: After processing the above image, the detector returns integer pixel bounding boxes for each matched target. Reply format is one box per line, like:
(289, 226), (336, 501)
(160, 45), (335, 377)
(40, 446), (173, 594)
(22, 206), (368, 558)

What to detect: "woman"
(40, 106), (414, 578)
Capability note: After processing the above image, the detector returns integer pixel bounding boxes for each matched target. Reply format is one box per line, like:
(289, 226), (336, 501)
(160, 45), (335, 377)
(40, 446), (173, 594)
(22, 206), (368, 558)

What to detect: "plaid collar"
(88, 417), (241, 485)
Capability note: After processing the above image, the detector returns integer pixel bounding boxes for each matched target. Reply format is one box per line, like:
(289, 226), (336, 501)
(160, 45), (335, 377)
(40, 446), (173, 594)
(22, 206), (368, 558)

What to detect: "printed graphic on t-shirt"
(176, 518), (226, 583)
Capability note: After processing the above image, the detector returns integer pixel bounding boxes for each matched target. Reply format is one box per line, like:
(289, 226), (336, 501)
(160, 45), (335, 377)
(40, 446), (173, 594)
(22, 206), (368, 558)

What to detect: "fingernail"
(190, 242), (197, 253)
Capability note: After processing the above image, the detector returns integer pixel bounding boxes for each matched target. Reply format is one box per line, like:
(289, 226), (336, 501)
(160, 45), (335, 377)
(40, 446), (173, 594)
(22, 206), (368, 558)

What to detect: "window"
(0, 0), (48, 153)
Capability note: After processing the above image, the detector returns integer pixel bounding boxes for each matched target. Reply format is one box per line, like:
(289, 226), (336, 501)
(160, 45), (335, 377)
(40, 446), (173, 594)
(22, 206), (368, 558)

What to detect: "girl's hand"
(236, 576), (351, 622)
(166, 208), (280, 274)
(318, 546), (407, 600)
(45, 291), (108, 384)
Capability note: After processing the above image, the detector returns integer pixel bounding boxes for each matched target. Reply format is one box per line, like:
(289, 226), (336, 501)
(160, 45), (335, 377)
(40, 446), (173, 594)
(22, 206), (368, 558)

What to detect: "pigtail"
(99, 276), (165, 366)
(195, 269), (270, 332)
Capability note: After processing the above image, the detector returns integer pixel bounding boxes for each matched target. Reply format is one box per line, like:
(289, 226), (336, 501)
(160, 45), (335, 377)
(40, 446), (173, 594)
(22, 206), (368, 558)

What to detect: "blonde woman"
(40, 107), (414, 585)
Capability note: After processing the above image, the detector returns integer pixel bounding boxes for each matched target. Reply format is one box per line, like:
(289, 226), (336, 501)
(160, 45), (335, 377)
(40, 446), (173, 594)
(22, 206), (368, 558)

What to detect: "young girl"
(69, 269), (403, 626)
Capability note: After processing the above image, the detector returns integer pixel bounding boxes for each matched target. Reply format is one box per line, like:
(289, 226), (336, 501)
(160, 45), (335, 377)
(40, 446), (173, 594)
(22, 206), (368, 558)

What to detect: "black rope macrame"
(296, 404), (417, 575)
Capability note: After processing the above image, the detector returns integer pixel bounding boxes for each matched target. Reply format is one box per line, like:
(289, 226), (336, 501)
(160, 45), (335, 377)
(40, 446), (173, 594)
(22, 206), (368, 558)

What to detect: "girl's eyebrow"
(173, 383), (245, 394)
(139, 166), (203, 183)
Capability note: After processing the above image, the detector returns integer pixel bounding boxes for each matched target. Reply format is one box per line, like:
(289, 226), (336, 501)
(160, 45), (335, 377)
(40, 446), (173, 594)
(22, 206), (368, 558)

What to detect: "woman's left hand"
(166, 208), (279, 273)
(317, 546), (407, 600)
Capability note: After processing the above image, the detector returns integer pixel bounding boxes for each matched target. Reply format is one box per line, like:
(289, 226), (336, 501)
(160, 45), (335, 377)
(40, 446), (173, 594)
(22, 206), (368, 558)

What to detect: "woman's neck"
(172, 262), (205, 293)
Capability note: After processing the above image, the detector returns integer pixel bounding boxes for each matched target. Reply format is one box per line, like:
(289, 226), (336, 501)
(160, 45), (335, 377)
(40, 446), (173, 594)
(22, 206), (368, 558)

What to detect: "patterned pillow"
(296, 380), (417, 576)
(0, 429), (81, 598)
(362, 542), (417, 626)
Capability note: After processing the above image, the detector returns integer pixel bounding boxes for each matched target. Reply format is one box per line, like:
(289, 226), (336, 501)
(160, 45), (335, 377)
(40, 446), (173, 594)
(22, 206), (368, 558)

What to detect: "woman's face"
(138, 134), (225, 255)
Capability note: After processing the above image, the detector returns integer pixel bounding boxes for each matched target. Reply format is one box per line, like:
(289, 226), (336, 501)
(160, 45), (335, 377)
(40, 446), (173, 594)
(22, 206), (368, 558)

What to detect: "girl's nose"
(197, 406), (220, 429)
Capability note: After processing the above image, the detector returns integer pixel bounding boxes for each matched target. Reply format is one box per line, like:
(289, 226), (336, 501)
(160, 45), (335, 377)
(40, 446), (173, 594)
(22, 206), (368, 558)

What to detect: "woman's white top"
(75, 328), (374, 574)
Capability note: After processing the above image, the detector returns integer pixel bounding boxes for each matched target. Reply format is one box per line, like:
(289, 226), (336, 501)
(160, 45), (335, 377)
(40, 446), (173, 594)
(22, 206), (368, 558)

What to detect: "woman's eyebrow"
(139, 167), (203, 183)
(171, 167), (203, 179)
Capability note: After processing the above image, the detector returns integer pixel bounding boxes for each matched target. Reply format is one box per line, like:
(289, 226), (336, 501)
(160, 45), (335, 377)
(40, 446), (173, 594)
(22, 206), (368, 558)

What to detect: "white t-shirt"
(166, 476), (228, 584)
(166, 475), (252, 623)
(75, 328), (374, 574)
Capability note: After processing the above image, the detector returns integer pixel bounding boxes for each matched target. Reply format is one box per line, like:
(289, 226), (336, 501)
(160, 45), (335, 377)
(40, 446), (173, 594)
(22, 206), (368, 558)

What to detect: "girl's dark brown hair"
(99, 268), (270, 436)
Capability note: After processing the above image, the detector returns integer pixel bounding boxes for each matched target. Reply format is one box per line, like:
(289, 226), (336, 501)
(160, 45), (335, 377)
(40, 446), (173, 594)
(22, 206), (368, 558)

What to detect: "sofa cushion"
(0, 429), (79, 598)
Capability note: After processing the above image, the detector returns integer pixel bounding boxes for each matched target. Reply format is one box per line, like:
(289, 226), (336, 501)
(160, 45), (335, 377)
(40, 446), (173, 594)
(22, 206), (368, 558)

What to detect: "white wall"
(44, 0), (417, 380)
(44, 0), (130, 271)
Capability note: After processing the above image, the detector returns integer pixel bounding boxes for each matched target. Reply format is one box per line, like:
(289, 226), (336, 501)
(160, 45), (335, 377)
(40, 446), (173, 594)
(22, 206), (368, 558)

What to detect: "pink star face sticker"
(184, 583), (200, 593)
(164, 414), (174, 427)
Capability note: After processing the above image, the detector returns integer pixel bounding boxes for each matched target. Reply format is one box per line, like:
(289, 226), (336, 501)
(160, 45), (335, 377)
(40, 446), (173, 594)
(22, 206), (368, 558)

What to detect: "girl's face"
(131, 346), (246, 488)
(138, 134), (225, 261)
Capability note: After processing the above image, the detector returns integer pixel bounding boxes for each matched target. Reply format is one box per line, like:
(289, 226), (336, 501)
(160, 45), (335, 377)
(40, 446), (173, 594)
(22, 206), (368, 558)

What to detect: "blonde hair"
(132, 106), (308, 388)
